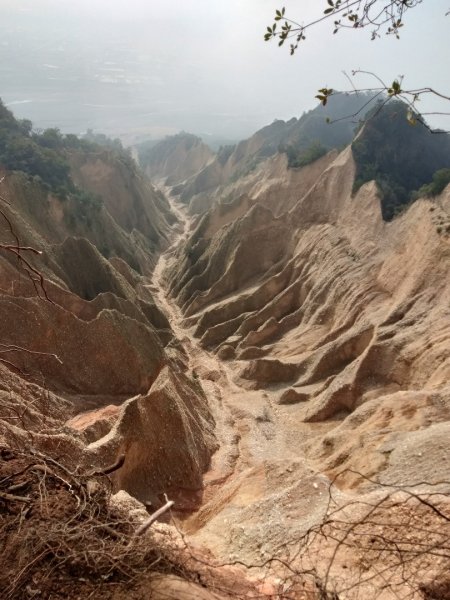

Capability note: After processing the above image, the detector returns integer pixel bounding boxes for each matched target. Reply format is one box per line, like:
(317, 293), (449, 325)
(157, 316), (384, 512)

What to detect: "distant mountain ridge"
(140, 94), (450, 222)
(135, 93), (378, 203)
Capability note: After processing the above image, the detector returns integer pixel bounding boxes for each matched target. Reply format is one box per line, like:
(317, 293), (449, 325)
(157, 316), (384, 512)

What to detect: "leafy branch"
(264, 1), (424, 54)
(318, 71), (450, 134)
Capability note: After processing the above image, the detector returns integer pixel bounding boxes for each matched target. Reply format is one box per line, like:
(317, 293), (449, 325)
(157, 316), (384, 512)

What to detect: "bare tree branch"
(0, 177), (54, 302)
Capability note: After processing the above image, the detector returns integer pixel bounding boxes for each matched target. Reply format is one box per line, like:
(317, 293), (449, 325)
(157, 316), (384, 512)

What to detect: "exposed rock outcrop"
(86, 367), (217, 506)
(0, 197), (168, 405)
(69, 149), (175, 272)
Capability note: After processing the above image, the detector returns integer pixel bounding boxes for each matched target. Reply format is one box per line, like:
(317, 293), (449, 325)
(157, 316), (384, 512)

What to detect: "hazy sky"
(1, 0), (449, 141)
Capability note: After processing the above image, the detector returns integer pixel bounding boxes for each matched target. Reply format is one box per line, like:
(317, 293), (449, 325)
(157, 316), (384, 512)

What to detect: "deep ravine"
(149, 194), (246, 489)
(147, 192), (336, 560)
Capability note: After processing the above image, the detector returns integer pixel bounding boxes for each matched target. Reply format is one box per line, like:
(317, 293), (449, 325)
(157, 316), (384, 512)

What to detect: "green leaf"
(324, 7), (333, 14)
(390, 80), (402, 95)
(315, 95), (328, 106)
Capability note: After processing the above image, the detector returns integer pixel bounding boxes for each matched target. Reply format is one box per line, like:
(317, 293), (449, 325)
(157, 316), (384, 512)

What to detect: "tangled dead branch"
(300, 470), (450, 599)
(0, 447), (200, 600)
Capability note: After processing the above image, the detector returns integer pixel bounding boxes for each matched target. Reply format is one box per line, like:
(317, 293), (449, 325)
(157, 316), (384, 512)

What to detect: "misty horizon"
(1, 0), (449, 145)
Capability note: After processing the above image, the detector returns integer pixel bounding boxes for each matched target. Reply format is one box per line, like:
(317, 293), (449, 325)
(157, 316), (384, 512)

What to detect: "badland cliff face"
(1, 103), (449, 598)
(0, 142), (217, 510)
(162, 139), (450, 563)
